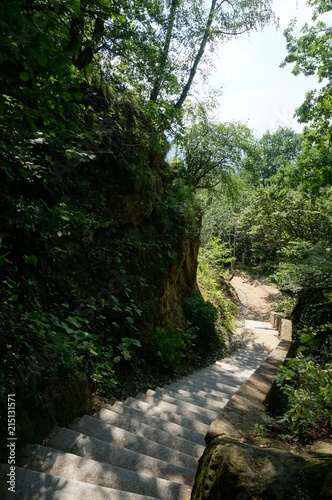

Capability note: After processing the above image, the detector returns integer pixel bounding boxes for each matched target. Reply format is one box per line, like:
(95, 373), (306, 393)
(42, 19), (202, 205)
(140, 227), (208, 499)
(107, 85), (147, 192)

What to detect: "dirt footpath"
(231, 275), (281, 321)
(230, 275), (282, 354)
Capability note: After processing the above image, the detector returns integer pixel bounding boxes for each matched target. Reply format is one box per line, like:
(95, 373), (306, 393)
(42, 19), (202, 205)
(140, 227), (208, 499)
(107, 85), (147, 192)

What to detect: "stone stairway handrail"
(270, 311), (292, 341)
(205, 312), (293, 444)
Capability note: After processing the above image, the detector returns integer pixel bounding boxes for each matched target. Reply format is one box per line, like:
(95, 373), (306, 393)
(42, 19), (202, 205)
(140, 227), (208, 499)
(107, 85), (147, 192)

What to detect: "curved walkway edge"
(206, 312), (293, 443)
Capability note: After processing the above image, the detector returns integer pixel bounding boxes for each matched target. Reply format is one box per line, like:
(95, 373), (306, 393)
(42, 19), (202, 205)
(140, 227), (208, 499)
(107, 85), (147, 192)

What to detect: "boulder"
(191, 437), (332, 500)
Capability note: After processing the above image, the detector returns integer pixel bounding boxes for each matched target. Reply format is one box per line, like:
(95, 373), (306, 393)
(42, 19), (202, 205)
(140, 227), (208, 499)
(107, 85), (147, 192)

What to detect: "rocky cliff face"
(53, 163), (200, 333)
(160, 229), (200, 329)
(0, 113), (201, 454)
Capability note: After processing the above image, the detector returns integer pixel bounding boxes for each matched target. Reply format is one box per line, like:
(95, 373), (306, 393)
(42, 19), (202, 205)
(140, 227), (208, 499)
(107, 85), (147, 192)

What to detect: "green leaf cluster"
(276, 356), (332, 434)
(155, 325), (187, 370)
(182, 295), (220, 347)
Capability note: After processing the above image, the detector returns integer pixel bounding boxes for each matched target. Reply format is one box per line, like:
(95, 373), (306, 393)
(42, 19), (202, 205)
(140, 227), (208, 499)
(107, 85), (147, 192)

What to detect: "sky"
(202, 0), (332, 137)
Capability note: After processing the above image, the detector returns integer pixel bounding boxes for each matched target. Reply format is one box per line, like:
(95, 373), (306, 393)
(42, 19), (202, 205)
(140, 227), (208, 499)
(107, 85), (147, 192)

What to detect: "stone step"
(174, 373), (243, 393)
(19, 444), (192, 500)
(197, 362), (258, 380)
(153, 387), (223, 413)
(214, 356), (261, 371)
(171, 372), (244, 395)
(143, 390), (220, 420)
(194, 360), (256, 376)
(0, 464), (158, 500)
(93, 407), (203, 458)
(122, 397), (209, 434)
(108, 403), (206, 446)
(133, 393), (214, 425)
(73, 415), (197, 476)
(171, 369), (247, 391)
(165, 372), (238, 395)
(164, 380), (232, 403)
(158, 383), (230, 406)
(9, 343), (273, 500)
(165, 379), (237, 401)
(184, 372), (252, 391)
(48, 427), (195, 483)
(216, 348), (268, 366)
(245, 320), (275, 331)
(213, 362), (256, 375)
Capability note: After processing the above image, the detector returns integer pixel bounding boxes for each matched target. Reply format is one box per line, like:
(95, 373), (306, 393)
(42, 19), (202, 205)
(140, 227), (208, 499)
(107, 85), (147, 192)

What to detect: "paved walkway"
(231, 275), (280, 354)
(0, 277), (281, 499)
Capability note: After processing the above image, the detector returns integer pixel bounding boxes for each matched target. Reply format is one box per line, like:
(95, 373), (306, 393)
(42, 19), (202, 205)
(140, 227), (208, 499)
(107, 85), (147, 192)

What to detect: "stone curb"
(205, 312), (293, 443)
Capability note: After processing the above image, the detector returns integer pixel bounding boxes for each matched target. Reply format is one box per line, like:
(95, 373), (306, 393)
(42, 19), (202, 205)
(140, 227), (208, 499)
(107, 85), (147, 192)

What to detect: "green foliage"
(281, 2), (332, 193)
(182, 295), (219, 346)
(199, 169), (257, 270)
(197, 239), (238, 334)
(114, 338), (141, 363)
(275, 356), (332, 434)
(258, 127), (303, 180)
(238, 186), (332, 266)
(273, 240), (332, 295)
(178, 109), (261, 190)
(155, 325), (186, 370)
(200, 237), (232, 269)
(155, 323), (200, 371)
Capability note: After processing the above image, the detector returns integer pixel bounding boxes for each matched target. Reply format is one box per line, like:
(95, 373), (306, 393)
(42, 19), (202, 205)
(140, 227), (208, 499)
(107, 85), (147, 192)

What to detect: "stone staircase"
(1, 321), (280, 500)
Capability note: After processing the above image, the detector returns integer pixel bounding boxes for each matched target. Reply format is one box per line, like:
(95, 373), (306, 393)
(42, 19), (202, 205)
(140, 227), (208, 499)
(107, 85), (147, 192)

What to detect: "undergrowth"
(197, 239), (238, 344)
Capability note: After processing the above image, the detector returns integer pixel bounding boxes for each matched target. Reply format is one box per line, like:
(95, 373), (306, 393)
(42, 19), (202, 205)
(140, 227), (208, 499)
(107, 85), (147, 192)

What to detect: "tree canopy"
(196, 0), (332, 437)
(258, 127), (303, 180)
(280, 0), (332, 192)
(180, 119), (260, 189)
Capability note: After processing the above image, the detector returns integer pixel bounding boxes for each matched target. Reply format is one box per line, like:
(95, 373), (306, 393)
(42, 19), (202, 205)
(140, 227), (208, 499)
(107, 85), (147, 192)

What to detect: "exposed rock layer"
(191, 437), (332, 500)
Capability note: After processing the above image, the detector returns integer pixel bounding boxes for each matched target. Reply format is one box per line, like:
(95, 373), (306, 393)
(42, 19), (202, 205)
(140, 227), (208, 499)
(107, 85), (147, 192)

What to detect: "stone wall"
(205, 312), (292, 444)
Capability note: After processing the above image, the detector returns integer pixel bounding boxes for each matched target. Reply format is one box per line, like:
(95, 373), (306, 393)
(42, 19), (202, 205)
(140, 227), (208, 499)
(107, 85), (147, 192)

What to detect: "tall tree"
(176, 0), (277, 108)
(259, 127), (303, 180)
(180, 114), (260, 189)
(146, 0), (277, 108)
(174, 0), (218, 109)
(174, 0), (277, 109)
(280, 0), (332, 191)
(150, 0), (180, 103)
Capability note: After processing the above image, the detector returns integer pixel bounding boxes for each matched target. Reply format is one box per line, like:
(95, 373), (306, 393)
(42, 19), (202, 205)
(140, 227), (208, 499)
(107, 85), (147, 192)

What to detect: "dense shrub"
(182, 295), (219, 347)
(155, 325), (186, 370)
(275, 356), (332, 435)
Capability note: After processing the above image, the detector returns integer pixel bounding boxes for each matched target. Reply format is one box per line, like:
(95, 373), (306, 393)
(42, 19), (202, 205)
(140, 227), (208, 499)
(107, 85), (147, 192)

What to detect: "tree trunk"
(150, 0), (180, 102)
(232, 226), (236, 275)
(67, 15), (85, 57)
(76, 15), (104, 69)
(174, 0), (217, 109)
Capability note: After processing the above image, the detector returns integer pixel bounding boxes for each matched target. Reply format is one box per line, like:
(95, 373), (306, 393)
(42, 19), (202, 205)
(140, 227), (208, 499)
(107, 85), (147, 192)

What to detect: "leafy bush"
(182, 295), (218, 347)
(155, 325), (186, 370)
(199, 237), (233, 271)
(275, 355), (332, 435)
(155, 323), (200, 371)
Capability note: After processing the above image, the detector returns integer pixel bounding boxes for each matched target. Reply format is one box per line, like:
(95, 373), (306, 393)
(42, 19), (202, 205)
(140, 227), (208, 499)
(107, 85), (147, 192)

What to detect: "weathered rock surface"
(191, 437), (332, 500)
(160, 230), (200, 328)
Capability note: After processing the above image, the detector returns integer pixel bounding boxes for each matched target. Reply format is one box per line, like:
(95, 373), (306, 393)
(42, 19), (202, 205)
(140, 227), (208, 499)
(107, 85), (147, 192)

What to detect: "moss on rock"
(191, 436), (332, 500)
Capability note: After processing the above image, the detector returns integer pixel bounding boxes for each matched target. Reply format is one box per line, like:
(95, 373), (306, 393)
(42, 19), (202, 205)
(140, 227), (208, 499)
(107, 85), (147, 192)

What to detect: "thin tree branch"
(150, 0), (180, 102)
(174, 0), (218, 109)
